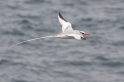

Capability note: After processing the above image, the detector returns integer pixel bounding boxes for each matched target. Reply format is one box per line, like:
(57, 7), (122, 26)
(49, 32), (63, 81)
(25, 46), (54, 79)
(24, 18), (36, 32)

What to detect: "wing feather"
(58, 12), (73, 32)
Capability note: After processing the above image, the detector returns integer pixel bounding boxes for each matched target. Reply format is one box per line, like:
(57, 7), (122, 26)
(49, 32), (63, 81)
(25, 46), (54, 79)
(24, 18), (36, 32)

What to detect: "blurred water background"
(0, 0), (124, 82)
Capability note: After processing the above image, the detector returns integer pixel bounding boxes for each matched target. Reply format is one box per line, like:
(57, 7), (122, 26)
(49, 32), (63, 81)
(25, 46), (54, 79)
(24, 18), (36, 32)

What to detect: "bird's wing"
(10, 36), (54, 48)
(58, 12), (73, 32)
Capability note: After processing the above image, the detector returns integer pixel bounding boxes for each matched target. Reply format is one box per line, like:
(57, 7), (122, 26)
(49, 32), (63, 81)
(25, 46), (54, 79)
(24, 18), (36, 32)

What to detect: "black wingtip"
(58, 12), (67, 22)
(58, 11), (60, 13)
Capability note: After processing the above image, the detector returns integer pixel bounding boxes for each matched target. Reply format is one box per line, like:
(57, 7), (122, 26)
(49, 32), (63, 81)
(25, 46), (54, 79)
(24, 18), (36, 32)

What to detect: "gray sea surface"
(0, 0), (124, 82)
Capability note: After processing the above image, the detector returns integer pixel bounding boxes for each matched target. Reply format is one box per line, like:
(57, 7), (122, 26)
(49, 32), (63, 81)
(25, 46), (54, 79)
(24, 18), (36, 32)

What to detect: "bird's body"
(55, 30), (85, 40)
(10, 12), (90, 48)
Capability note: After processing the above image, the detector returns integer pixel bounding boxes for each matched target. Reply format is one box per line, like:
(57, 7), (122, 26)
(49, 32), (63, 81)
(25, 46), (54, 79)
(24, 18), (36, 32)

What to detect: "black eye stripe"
(80, 32), (84, 34)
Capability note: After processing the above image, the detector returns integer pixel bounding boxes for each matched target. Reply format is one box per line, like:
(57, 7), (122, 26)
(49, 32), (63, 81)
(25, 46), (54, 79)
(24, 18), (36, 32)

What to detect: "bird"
(10, 12), (90, 48)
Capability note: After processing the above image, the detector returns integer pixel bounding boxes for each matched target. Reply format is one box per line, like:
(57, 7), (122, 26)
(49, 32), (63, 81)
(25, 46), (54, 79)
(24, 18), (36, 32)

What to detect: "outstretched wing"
(58, 12), (73, 32)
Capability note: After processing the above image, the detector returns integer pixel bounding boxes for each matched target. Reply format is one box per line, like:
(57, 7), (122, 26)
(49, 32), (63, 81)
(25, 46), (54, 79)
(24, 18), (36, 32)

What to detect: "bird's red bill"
(84, 33), (91, 36)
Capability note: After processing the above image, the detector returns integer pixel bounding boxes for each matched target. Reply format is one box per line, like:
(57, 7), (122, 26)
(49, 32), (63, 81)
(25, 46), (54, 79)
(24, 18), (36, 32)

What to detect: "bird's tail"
(10, 36), (54, 48)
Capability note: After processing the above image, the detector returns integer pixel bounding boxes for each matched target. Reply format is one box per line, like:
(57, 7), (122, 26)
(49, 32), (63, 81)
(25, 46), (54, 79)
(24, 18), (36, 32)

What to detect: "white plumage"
(10, 12), (90, 48)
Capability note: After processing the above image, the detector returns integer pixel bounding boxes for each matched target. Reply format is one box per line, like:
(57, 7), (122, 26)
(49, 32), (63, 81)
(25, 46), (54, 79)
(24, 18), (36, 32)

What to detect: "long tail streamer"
(10, 36), (54, 48)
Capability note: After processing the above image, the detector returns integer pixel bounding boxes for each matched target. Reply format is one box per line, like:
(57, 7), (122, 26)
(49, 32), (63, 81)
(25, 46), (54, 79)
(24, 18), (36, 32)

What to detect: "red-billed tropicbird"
(10, 12), (90, 48)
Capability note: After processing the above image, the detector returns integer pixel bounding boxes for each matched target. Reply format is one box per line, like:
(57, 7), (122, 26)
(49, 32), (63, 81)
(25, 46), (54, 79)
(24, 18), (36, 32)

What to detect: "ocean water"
(0, 0), (124, 82)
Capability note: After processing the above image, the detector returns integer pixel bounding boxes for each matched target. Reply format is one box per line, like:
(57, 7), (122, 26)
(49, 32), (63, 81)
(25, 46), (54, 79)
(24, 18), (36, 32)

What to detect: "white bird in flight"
(10, 12), (90, 48)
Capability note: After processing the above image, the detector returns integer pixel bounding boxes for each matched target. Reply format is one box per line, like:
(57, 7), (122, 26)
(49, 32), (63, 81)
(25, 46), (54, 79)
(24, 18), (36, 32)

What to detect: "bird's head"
(79, 31), (91, 40)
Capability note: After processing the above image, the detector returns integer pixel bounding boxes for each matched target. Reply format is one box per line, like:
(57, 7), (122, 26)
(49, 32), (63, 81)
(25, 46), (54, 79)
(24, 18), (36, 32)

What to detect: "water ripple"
(1, 29), (25, 36)
(25, 0), (45, 4)
(101, 61), (124, 67)
(1, 0), (124, 82)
